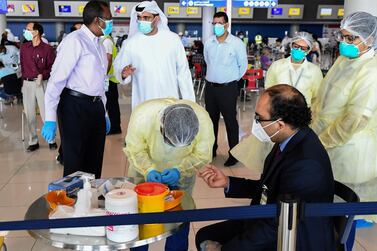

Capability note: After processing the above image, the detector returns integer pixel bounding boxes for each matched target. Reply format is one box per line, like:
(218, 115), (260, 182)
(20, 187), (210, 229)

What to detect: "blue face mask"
(291, 48), (307, 62)
(138, 21), (153, 35)
(23, 30), (33, 41)
(99, 18), (113, 36)
(213, 24), (225, 37)
(339, 42), (360, 59)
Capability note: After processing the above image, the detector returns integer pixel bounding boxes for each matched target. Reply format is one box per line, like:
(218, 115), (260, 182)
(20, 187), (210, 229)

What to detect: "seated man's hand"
(161, 168), (180, 186)
(198, 164), (229, 189)
(147, 170), (162, 183)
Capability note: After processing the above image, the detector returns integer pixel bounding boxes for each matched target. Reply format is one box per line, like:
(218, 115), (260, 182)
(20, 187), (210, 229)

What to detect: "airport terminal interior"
(1, 0), (377, 250)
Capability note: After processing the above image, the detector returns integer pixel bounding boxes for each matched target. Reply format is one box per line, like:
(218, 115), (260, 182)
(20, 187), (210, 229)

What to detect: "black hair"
(83, 0), (109, 26)
(193, 40), (203, 53)
(264, 84), (312, 129)
(213, 12), (228, 23)
(70, 22), (83, 32)
(276, 38), (282, 43)
(31, 22), (43, 37)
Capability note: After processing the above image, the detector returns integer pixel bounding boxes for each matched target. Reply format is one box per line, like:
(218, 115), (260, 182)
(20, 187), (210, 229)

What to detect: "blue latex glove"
(147, 170), (162, 183)
(105, 116), (111, 134)
(41, 121), (56, 143)
(161, 168), (180, 186)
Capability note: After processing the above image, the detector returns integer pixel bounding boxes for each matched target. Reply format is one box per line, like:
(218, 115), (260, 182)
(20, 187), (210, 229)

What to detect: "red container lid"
(134, 182), (168, 196)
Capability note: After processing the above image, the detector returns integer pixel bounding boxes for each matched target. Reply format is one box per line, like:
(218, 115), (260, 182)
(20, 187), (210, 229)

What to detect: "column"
(345, 0), (377, 16)
(176, 23), (186, 35)
(289, 24), (300, 37)
(226, 0), (232, 33)
(55, 22), (65, 42)
(0, 14), (6, 35)
(202, 7), (215, 43)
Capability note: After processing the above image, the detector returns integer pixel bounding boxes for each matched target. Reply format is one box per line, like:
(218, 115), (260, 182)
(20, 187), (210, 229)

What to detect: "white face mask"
(251, 119), (280, 143)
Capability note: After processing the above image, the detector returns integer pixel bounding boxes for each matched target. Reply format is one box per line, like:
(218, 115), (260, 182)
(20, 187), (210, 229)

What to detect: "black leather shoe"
(27, 143), (39, 152)
(224, 157), (238, 167)
(56, 154), (64, 165)
(49, 143), (58, 150)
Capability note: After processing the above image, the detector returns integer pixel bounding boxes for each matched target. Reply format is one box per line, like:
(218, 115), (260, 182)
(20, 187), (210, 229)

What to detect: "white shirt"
(101, 37), (113, 55)
(45, 25), (108, 122)
(113, 29), (195, 108)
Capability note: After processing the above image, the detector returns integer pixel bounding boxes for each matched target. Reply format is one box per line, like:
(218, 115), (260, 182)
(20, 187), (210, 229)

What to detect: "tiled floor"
(0, 86), (376, 250)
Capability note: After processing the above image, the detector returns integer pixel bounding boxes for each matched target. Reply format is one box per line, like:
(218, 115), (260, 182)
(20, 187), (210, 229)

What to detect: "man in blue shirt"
(204, 12), (248, 166)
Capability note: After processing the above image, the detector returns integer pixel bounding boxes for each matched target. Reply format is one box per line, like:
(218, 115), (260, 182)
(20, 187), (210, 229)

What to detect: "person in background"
(113, 1), (195, 109)
(260, 47), (272, 70)
(0, 61), (16, 103)
(41, 0), (112, 178)
(196, 84), (335, 251)
(191, 40), (206, 76)
(311, 11), (377, 232)
(266, 32), (323, 107)
(102, 33), (122, 134)
(204, 11), (247, 166)
(70, 22), (83, 32)
(178, 31), (190, 48)
(0, 44), (19, 69)
(20, 22), (56, 152)
(125, 98), (214, 251)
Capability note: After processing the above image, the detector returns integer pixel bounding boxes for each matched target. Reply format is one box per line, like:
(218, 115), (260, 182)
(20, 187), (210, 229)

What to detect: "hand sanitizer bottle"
(74, 177), (92, 216)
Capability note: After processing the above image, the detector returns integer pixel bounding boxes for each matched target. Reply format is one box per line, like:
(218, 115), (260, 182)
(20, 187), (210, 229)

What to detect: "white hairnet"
(291, 31), (314, 50)
(162, 104), (199, 147)
(340, 11), (377, 49)
(129, 1), (169, 38)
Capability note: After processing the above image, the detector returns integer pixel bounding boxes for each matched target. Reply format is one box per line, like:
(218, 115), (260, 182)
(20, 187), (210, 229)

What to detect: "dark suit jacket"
(223, 127), (335, 251)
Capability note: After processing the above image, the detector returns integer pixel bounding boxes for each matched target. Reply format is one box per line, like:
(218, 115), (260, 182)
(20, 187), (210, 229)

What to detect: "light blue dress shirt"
(204, 34), (248, 84)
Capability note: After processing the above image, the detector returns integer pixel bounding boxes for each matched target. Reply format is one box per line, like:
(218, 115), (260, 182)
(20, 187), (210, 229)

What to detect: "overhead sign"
(165, 2), (202, 18)
(267, 4), (304, 19)
(233, 0), (277, 8)
(216, 6), (253, 19)
(54, 1), (87, 17)
(6, 1), (39, 16)
(317, 5), (344, 20)
(180, 0), (226, 7)
(110, 2), (138, 18)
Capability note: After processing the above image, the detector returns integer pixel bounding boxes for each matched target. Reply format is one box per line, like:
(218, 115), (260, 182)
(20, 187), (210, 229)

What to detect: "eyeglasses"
(212, 22), (226, 25)
(137, 15), (156, 22)
(335, 31), (360, 44)
(291, 42), (310, 52)
(254, 113), (274, 124)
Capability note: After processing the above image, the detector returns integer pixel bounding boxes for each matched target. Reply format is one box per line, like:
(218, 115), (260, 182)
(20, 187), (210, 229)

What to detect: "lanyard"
(289, 67), (304, 88)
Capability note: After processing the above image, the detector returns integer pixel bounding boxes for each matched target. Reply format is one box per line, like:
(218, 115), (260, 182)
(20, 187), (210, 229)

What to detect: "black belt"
(23, 78), (37, 81)
(206, 80), (237, 87)
(62, 88), (102, 102)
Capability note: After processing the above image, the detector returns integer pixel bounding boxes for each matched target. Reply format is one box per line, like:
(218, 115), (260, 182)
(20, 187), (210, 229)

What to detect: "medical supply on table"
(48, 171), (95, 195)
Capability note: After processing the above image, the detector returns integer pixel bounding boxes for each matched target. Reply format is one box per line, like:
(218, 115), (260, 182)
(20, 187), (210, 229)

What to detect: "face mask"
(23, 30), (33, 41)
(99, 19), (113, 36)
(291, 48), (307, 62)
(138, 21), (153, 35)
(251, 119), (280, 143)
(239, 35), (244, 39)
(214, 24), (225, 37)
(339, 42), (360, 59)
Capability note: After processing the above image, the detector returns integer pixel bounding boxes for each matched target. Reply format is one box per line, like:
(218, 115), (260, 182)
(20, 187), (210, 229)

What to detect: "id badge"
(104, 77), (109, 92)
(260, 185), (268, 205)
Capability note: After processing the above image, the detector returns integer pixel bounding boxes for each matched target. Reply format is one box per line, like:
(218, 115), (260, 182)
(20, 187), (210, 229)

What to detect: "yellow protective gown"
(311, 49), (377, 222)
(265, 56), (323, 107)
(124, 98), (215, 193)
(232, 57), (323, 173)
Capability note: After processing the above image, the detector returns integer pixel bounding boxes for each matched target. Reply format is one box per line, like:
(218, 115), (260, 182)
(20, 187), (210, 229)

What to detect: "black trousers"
(57, 92), (106, 178)
(105, 81), (121, 132)
(204, 81), (239, 155)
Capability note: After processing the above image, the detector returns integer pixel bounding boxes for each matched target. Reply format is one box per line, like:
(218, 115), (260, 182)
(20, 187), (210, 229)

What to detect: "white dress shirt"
(45, 25), (108, 122)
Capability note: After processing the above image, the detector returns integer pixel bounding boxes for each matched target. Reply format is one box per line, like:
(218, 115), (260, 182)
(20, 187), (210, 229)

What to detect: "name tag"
(260, 184), (268, 205)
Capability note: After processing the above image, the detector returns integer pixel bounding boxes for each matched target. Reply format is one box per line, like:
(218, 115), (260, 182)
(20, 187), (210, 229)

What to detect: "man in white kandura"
(113, 0), (195, 108)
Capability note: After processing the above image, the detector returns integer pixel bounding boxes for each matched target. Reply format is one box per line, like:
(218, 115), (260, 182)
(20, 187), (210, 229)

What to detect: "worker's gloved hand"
(41, 121), (57, 143)
(161, 168), (180, 186)
(105, 116), (111, 134)
(147, 170), (162, 183)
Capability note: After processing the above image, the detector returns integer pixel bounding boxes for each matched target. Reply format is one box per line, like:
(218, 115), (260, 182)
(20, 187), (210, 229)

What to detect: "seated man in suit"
(196, 84), (335, 251)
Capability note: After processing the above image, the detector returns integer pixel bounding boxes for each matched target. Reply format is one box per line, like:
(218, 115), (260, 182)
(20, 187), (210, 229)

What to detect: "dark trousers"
(105, 81), (121, 132)
(131, 223), (190, 251)
(57, 92), (106, 178)
(204, 81), (239, 156)
(195, 220), (244, 250)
